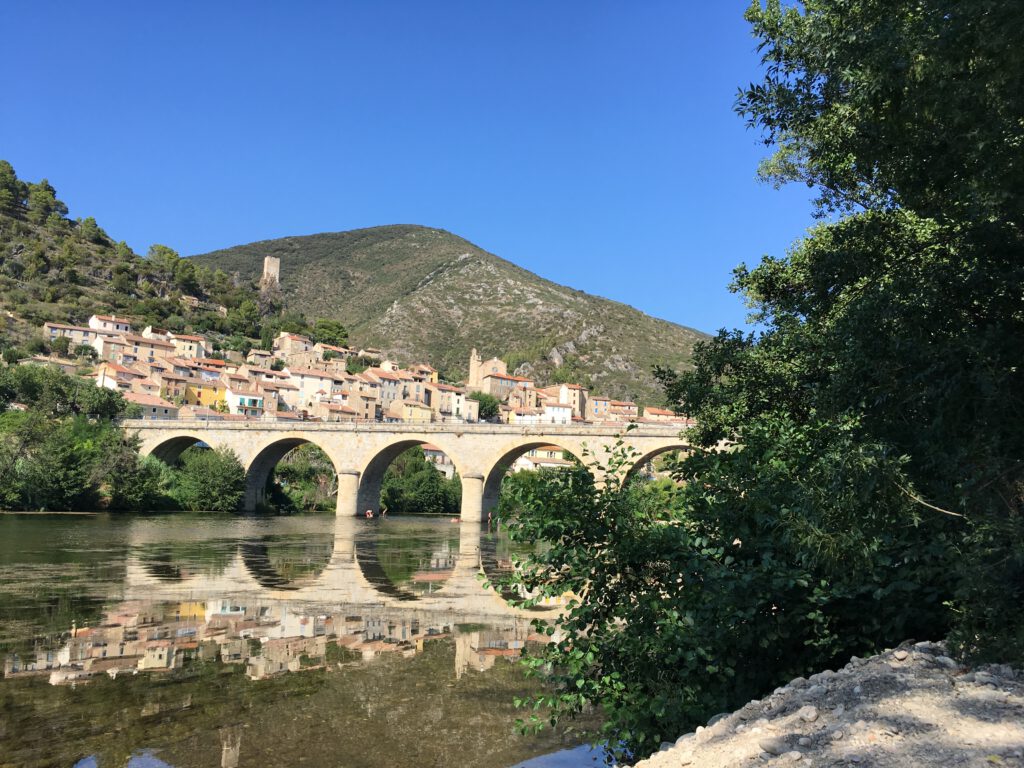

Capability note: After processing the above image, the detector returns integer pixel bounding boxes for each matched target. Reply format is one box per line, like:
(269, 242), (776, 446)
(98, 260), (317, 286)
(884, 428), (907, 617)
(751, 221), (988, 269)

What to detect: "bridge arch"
(480, 440), (591, 517)
(356, 438), (468, 517)
(243, 434), (344, 513)
(624, 442), (694, 482)
(144, 433), (209, 465)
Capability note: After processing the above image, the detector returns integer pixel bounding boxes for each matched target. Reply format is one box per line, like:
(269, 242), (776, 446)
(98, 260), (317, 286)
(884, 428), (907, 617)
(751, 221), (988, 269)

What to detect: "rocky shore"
(633, 641), (1024, 768)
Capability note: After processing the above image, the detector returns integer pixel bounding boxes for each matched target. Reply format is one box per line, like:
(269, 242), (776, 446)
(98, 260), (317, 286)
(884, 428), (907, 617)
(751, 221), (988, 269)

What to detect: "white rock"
(797, 705), (819, 723)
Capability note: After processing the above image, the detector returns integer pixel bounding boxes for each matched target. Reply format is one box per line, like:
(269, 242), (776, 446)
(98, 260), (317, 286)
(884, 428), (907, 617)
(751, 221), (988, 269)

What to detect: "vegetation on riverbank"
(0, 364), (247, 512)
(500, 0), (1024, 762)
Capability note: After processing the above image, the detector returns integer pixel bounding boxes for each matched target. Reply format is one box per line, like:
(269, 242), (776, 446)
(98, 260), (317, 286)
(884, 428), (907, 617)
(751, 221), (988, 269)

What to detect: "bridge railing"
(121, 418), (691, 435)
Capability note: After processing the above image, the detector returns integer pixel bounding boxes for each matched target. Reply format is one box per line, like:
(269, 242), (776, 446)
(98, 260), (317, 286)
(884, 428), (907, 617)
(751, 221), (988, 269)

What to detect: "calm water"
(0, 513), (596, 768)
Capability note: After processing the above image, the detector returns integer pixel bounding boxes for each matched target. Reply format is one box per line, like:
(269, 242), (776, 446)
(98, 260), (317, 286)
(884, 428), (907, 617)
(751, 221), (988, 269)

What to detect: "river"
(0, 513), (598, 768)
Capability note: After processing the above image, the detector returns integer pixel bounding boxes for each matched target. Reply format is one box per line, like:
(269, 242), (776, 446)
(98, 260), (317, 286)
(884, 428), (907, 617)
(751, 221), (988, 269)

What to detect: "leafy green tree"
(173, 257), (199, 294)
(146, 244), (181, 275)
(25, 179), (67, 224)
(50, 336), (71, 357)
(230, 299), (261, 338)
(0, 366), (125, 419)
(107, 454), (168, 511)
(73, 344), (98, 361)
(467, 391), (500, 420)
(310, 318), (348, 347)
(77, 216), (105, 244)
(715, 0), (1023, 662)
(501, 2), (1024, 761)
(172, 446), (245, 512)
(380, 446), (460, 515)
(0, 160), (27, 214)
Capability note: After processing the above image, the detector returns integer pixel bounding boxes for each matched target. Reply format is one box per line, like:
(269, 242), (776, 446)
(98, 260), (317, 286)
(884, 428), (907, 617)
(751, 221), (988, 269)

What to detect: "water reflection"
(0, 513), (586, 768)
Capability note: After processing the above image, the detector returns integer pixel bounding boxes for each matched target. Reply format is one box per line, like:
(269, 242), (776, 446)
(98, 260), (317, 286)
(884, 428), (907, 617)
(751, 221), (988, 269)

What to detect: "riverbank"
(634, 641), (1024, 767)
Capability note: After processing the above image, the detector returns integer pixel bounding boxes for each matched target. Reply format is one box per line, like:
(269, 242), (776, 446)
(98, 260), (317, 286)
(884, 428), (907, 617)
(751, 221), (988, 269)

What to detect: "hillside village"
(32, 310), (691, 429)
(2, 244), (694, 428)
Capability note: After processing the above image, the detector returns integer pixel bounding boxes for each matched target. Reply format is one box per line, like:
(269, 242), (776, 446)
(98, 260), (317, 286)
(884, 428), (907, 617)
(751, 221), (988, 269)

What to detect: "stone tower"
(468, 348), (483, 391)
(261, 256), (280, 287)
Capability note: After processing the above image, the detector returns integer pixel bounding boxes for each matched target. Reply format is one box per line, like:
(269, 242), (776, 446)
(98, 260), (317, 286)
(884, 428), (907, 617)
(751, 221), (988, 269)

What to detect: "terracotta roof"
(43, 321), (92, 332)
(122, 334), (175, 348)
(123, 392), (176, 408)
(171, 334), (206, 342)
(484, 373), (533, 382)
(610, 400), (637, 407)
(288, 367), (344, 381)
(92, 314), (132, 323)
(323, 404), (357, 413)
(100, 362), (144, 376)
(195, 358), (227, 367)
(644, 407), (676, 416)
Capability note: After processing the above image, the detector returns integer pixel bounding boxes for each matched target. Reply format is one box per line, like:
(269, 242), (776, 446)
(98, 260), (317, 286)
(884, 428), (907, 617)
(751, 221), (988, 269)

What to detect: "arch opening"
(136, 540), (238, 582)
(147, 435), (207, 466)
(624, 445), (693, 484)
(481, 442), (587, 518)
(244, 438), (340, 513)
(357, 440), (462, 518)
(240, 533), (335, 590)
(354, 517), (462, 600)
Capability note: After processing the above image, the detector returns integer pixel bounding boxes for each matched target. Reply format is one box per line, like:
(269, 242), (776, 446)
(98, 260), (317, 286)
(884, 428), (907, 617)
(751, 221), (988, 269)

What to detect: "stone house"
(88, 314), (133, 334)
(123, 392), (179, 420)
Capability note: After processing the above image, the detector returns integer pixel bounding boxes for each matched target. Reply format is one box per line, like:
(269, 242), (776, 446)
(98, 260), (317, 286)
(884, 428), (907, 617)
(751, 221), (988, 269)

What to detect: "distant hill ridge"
(192, 225), (707, 402)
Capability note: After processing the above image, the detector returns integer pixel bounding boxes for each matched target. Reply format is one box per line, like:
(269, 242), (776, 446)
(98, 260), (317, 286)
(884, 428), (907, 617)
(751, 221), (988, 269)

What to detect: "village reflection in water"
(0, 513), (582, 768)
(4, 595), (534, 686)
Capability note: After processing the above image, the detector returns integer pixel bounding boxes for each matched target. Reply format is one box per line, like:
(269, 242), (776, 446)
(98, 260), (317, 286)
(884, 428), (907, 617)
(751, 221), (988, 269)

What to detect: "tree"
(0, 160), (27, 214)
(719, 0), (1023, 662)
(230, 299), (261, 338)
(25, 179), (67, 225)
(172, 447), (246, 512)
(380, 446), (460, 515)
(467, 391), (500, 421)
(310, 318), (348, 347)
(50, 336), (71, 357)
(502, 2), (1024, 761)
(78, 216), (105, 244)
(73, 344), (98, 361)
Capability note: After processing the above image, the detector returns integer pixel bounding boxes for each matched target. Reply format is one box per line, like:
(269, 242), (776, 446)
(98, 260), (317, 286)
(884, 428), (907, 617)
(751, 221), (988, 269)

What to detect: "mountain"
(192, 225), (708, 403)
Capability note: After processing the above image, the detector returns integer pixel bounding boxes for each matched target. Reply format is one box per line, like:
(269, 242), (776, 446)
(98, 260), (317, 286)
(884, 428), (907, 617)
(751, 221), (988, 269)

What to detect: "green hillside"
(193, 226), (708, 402)
(0, 161), (274, 355)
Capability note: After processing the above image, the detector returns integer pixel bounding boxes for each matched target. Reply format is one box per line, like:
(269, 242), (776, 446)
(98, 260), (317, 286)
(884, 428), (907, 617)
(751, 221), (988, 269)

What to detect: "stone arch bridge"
(126, 420), (692, 521)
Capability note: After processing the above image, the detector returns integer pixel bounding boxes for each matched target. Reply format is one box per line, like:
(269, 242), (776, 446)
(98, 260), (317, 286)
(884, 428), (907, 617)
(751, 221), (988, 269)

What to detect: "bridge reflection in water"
(4, 516), (552, 685)
(0, 513), (593, 768)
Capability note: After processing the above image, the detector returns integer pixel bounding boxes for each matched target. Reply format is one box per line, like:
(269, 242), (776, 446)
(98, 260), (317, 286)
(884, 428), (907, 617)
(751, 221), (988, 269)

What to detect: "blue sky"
(0, 2), (814, 334)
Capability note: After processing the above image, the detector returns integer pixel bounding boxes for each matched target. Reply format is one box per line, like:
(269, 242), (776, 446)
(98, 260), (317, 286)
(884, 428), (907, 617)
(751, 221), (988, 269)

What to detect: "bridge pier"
(460, 473), (484, 523)
(336, 470), (361, 517)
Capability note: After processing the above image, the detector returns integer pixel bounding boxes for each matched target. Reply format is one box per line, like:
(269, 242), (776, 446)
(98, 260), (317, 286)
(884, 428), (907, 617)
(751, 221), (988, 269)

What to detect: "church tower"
(468, 348), (483, 390)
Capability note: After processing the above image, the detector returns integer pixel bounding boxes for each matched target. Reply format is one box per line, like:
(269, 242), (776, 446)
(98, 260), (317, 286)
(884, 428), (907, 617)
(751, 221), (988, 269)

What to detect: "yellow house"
(388, 399), (434, 423)
(184, 378), (227, 409)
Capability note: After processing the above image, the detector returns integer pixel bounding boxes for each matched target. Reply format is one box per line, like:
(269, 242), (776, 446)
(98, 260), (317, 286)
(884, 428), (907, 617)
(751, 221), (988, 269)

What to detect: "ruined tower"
(261, 256), (280, 288)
